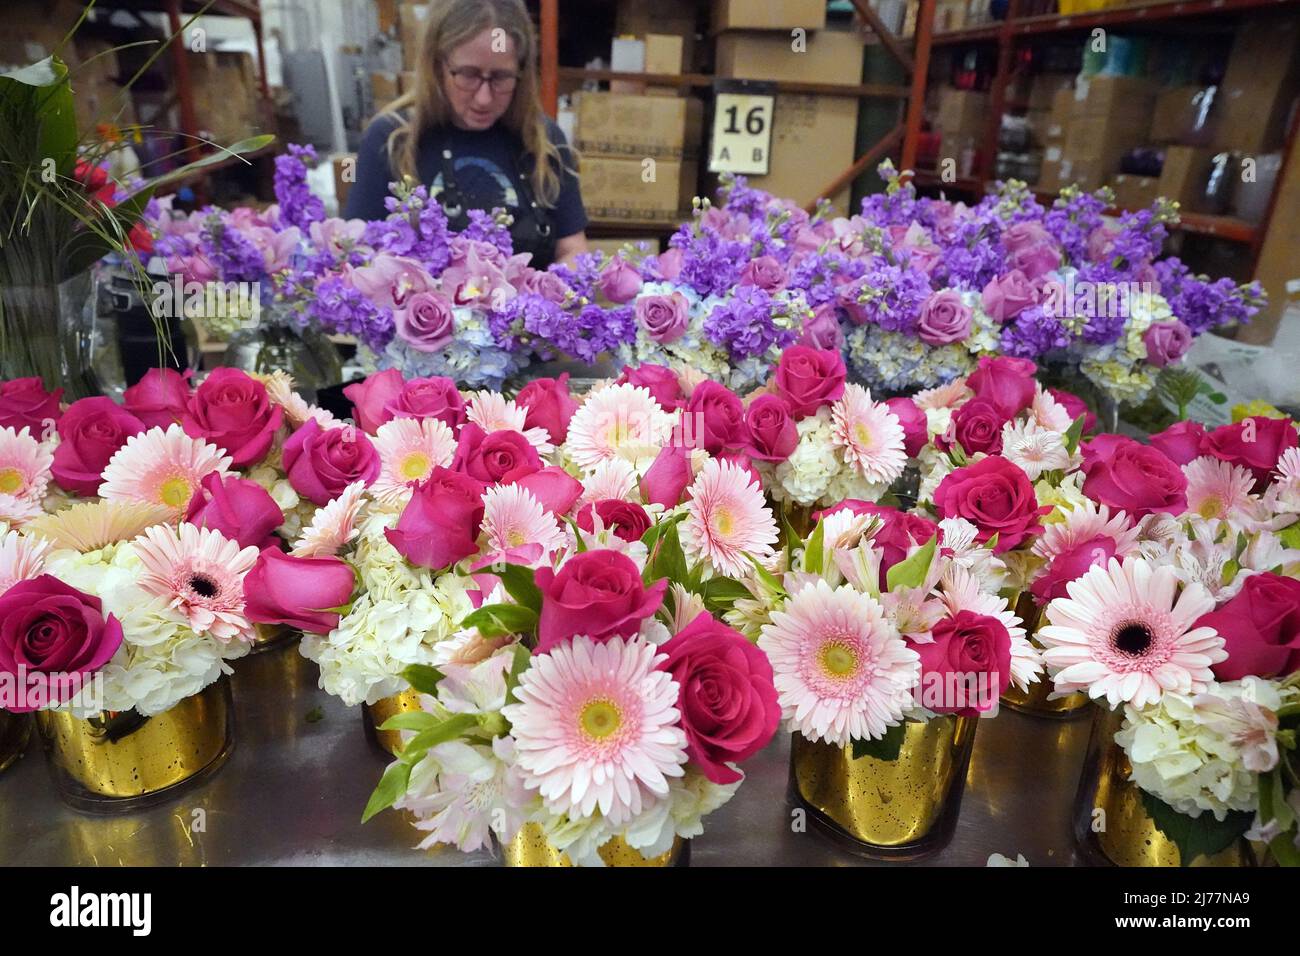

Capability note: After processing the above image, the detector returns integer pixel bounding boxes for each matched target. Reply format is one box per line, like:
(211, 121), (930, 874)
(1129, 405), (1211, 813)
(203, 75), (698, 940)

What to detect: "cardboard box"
(935, 89), (989, 144)
(400, 3), (429, 71)
(582, 156), (697, 221)
(1241, 135), (1300, 344)
(1029, 72), (1075, 112)
(1039, 155), (1110, 193)
(714, 28), (864, 86)
(1073, 74), (1156, 123)
(616, 0), (697, 70)
(645, 34), (685, 76)
(610, 36), (647, 94)
(1214, 17), (1300, 154)
(71, 37), (121, 132)
(1064, 113), (1148, 163)
(610, 34), (685, 95)
(188, 51), (262, 146)
(371, 71), (399, 106)
(575, 92), (704, 159)
(745, 93), (857, 213)
(375, 0), (398, 33)
(713, 0), (827, 31)
(1157, 145), (1217, 210)
(1150, 85), (1215, 145)
(1110, 173), (1160, 209)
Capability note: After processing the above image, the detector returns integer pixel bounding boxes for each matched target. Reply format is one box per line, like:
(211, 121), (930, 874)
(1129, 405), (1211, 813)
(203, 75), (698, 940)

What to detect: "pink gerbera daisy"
(258, 370), (338, 428)
(579, 458), (639, 504)
(565, 383), (674, 469)
(500, 635), (687, 825)
(371, 417), (457, 501)
(100, 424), (233, 517)
(292, 481), (368, 557)
(1183, 456), (1257, 524)
(681, 458), (778, 577)
(133, 522), (259, 643)
(474, 483), (567, 569)
(830, 384), (907, 484)
(0, 529), (51, 593)
(1030, 388), (1074, 433)
(758, 580), (920, 746)
(1037, 557), (1226, 708)
(0, 426), (54, 525)
(914, 379), (972, 411)
(466, 391), (552, 453)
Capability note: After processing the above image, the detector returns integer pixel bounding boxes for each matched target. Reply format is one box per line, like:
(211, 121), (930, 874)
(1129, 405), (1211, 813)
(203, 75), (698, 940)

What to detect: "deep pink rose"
(1202, 417), (1300, 489)
(52, 398), (146, 496)
(684, 381), (745, 455)
(797, 302), (844, 351)
(182, 368), (282, 468)
(617, 364), (684, 411)
(123, 368), (192, 431)
(774, 346), (846, 418)
(653, 247), (684, 281)
(343, 369), (405, 434)
(738, 255), (786, 291)
(394, 290), (456, 352)
(980, 270), (1038, 322)
(634, 292), (690, 344)
(1143, 320), (1193, 368)
(1047, 387), (1096, 435)
(886, 397), (927, 458)
(1081, 435), (1187, 518)
(917, 290), (973, 345)
(1030, 534), (1121, 604)
(949, 398), (1008, 456)
(598, 256), (642, 303)
(934, 456), (1046, 553)
(815, 501), (937, 588)
(512, 466), (583, 516)
(384, 467), (486, 570)
(242, 548), (356, 635)
(0, 575), (123, 712)
(516, 374), (579, 444)
(534, 549), (666, 653)
(0, 377), (62, 435)
(1149, 419), (1207, 466)
(452, 423), (541, 485)
(641, 445), (692, 507)
(967, 355), (1037, 418)
(657, 612), (781, 784)
(575, 499), (651, 543)
(743, 394), (797, 463)
(184, 472), (283, 550)
(1198, 573), (1300, 681)
(282, 419), (380, 506)
(910, 610), (1011, 716)
(388, 376), (467, 431)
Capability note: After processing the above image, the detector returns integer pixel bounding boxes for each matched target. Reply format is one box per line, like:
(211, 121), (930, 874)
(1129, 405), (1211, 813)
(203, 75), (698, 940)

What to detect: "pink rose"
(652, 247), (684, 281)
(948, 398), (1008, 456)
(343, 369), (405, 434)
(452, 423), (541, 485)
(815, 501), (937, 588)
(1047, 387), (1096, 434)
(980, 270), (1038, 322)
(516, 374), (579, 444)
(1001, 221), (1053, 256)
(513, 466), (583, 516)
(389, 376), (467, 431)
(52, 398), (146, 496)
(684, 381), (745, 455)
(797, 303), (844, 351)
(743, 394), (797, 463)
(0, 575), (124, 712)
(617, 364), (684, 411)
(1197, 573), (1300, 681)
(967, 355), (1037, 418)
(598, 256), (642, 304)
(1030, 533), (1123, 604)
(774, 346), (846, 418)
(122, 368), (192, 431)
(1081, 434), (1188, 518)
(1202, 417), (1299, 489)
(576, 499), (651, 543)
(519, 269), (571, 303)
(934, 456), (1046, 553)
(1143, 321), (1193, 368)
(384, 468), (486, 570)
(394, 290), (456, 353)
(910, 610), (1011, 716)
(183, 368), (283, 468)
(1149, 419), (1207, 466)
(1002, 224), (1060, 281)
(641, 446), (693, 508)
(243, 548), (356, 634)
(534, 550), (667, 653)
(738, 255), (786, 291)
(886, 397), (927, 458)
(282, 419), (380, 506)
(0, 377), (62, 435)
(917, 290), (973, 346)
(634, 292), (689, 344)
(657, 611), (781, 784)
(184, 472), (283, 550)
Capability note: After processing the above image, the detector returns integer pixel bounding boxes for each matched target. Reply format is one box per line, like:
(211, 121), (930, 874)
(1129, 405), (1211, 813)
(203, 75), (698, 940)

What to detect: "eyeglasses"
(446, 66), (519, 94)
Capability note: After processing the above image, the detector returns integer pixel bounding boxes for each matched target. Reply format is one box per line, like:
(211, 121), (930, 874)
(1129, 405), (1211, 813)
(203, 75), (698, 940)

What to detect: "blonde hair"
(382, 0), (569, 207)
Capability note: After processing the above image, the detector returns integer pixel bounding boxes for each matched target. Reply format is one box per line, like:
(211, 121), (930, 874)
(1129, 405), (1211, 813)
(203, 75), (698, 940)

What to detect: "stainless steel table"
(0, 645), (1093, 866)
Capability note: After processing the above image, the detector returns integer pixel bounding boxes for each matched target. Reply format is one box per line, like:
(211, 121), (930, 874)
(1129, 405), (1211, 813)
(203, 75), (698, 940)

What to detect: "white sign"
(709, 92), (774, 176)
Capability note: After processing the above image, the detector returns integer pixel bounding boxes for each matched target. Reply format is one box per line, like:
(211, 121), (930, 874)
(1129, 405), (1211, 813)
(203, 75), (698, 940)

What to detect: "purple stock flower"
(703, 285), (798, 359)
(273, 144), (326, 231)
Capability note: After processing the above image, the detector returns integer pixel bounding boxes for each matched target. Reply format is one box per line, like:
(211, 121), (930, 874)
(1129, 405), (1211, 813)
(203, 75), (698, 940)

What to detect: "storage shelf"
(557, 67), (910, 100)
(1029, 187), (1258, 241)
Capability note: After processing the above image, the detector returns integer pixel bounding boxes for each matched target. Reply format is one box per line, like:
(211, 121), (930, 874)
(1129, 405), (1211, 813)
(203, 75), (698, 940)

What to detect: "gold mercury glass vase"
(501, 821), (688, 867)
(248, 622), (299, 655)
(1072, 705), (1254, 867)
(790, 715), (978, 860)
(364, 687), (426, 757)
(1000, 592), (1090, 718)
(34, 676), (234, 813)
(0, 709), (31, 773)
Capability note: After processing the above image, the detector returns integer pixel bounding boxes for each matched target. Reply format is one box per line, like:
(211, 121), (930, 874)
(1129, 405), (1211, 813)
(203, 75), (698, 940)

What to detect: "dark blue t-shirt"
(344, 114), (587, 245)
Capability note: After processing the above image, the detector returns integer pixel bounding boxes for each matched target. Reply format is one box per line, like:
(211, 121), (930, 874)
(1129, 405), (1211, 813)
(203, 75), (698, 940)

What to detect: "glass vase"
(34, 677), (234, 813)
(0, 272), (99, 400)
(790, 715), (977, 860)
(999, 593), (1090, 718)
(223, 313), (341, 402)
(500, 822), (689, 867)
(0, 710), (31, 774)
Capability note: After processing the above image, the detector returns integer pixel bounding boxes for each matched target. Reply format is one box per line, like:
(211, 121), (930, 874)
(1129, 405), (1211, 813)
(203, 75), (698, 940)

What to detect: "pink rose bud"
(182, 367), (283, 468)
(635, 291), (690, 344)
(282, 418), (380, 506)
(641, 445), (693, 508)
(384, 467), (486, 570)
(0, 377), (63, 435)
(185, 471), (284, 550)
(516, 374), (579, 444)
(52, 397), (146, 496)
(511, 466), (583, 516)
(598, 256), (643, 304)
(243, 547), (356, 635)
(534, 549), (666, 653)
(343, 368), (406, 434)
(123, 368), (192, 431)
(394, 290), (456, 353)
(774, 345), (846, 418)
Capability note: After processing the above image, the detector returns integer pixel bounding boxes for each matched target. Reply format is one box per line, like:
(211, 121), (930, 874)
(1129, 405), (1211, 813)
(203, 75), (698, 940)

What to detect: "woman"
(346, 0), (588, 268)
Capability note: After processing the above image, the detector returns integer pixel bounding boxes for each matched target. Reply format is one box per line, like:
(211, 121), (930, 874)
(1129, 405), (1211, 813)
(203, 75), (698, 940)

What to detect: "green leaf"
(1268, 770), (1296, 832)
(948, 443), (968, 467)
(486, 564), (543, 614)
(1269, 830), (1300, 867)
(362, 760), (412, 823)
(377, 711), (441, 732)
(1139, 791), (1253, 866)
(403, 713), (480, 761)
(983, 532), (1000, 553)
(646, 519), (689, 586)
(565, 516), (589, 552)
(401, 663), (444, 695)
(459, 603), (539, 639)
(503, 642), (532, 708)
(1062, 413), (1087, 455)
(698, 575), (754, 612)
(885, 534), (937, 592)
(850, 722), (906, 762)
(304, 706), (324, 724)
(745, 552), (787, 599)
(804, 518), (826, 576)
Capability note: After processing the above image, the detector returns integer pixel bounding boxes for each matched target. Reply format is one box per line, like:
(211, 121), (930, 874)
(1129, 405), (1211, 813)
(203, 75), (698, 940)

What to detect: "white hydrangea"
(820, 468), (887, 509)
(772, 409), (839, 506)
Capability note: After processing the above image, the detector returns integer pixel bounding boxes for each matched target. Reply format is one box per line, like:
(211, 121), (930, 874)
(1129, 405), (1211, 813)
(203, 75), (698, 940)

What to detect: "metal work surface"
(0, 645), (1092, 867)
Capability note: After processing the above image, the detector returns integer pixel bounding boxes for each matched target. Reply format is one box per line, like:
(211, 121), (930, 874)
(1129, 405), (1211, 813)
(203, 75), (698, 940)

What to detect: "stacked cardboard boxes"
(1039, 75), (1155, 192)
